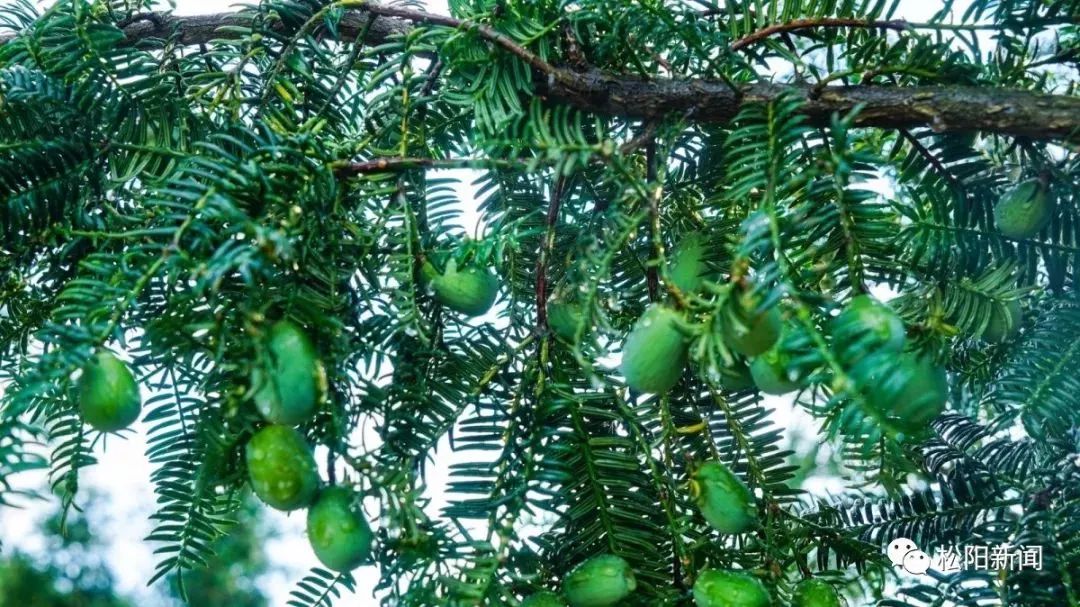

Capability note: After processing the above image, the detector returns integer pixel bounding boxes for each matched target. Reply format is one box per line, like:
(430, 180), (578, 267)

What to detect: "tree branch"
(730, 18), (911, 50)
(4, 8), (1078, 140)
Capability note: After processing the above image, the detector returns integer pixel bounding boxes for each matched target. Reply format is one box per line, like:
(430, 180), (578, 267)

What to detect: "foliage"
(0, 0), (1078, 606)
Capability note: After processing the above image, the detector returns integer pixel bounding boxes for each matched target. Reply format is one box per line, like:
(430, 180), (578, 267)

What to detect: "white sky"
(0, 0), (997, 606)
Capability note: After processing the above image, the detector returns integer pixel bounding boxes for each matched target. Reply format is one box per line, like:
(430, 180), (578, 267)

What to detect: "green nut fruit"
(723, 297), (782, 357)
(620, 305), (688, 394)
(832, 295), (905, 353)
(792, 579), (841, 607)
(430, 258), (499, 316)
(981, 299), (1022, 343)
(719, 362), (755, 392)
(749, 348), (801, 396)
(521, 591), (568, 607)
(692, 461), (757, 534)
(547, 300), (584, 341)
(563, 554), (636, 607)
(693, 569), (770, 607)
(307, 486), (374, 571)
(251, 320), (320, 425)
(668, 232), (710, 293)
(78, 350), (141, 432)
(884, 354), (948, 431)
(994, 179), (1053, 239)
(245, 425), (319, 511)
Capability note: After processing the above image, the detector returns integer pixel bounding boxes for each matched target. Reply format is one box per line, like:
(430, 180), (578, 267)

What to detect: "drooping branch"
(2, 7), (1078, 140)
(730, 18), (911, 50)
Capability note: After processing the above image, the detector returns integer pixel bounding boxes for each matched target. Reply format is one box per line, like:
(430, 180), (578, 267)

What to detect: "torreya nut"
(521, 591), (568, 607)
(251, 320), (320, 425)
(792, 579), (841, 607)
(692, 461), (757, 534)
(245, 425), (319, 511)
(78, 350), (141, 432)
(693, 569), (770, 607)
(547, 299), (584, 341)
(306, 486), (374, 571)
(723, 296), (782, 357)
(749, 348), (801, 396)
(994, 179), (1053, 239)
(980, 299), (1022, 343)
(562, 554), (637, 607)
(429, 258), (499, 316)
(884, 354), (948, 432)
(668, 231), (710, 293)
(620, 305), (689, 394)
(831, 295), (906, 353)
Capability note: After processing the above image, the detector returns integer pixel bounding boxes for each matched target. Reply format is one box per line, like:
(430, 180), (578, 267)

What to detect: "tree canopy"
(0, 0), (1078, 605)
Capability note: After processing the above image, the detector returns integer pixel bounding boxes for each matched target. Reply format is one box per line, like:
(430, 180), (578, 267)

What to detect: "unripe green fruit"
(692, 461), (757, 534)
(792, 579), (841, 607)
(620, 305), (688, 394)
(749, 349), (801, 395)
(78, 350), (141, 432)
(994, 179), (1052, 239)
(724, 299), (782, 357)
(980, 299), (1022, 343)
(668, 232), (710, 293)
(547, 300), (584, 341)
(245, 425), (319, 511)
(719, 362), (755, 392)
(832, 295), (905, 353)
(251, 320), (320, 425)
(884, 354), (948, 432)
(693, 569), (770, 607)
(306, 486), (374, 571)
(430, 259), (499, 316)
(563, 554), (636, 607)
(521, 591), (568, 607)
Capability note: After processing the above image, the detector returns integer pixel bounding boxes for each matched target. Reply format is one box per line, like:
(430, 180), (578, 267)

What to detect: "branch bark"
(3, 8), (1078, 140)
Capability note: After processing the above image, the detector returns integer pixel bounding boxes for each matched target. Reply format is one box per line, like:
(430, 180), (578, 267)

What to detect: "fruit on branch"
(251, 320), (321, 425)
(855, 353), (948, 432)
(792, 578), (841, 607)
(831, 295), (906, 353)
(427, 258), (499, 316)
(994, 178), (1053, 239)
(980, 299), (1022, 343)
(749, 346), (802, 395)
(718, 361), (755, 392)
(245, 425), (319, 511)
(562, 554), (637, 607)
(306, 486), (374, 571)
(547, 299), (584, 341)
(668, 231), (710, 293)
(77, 350), (141, 432)
(691, 461), (757, 534)
(723, 294), (782, 356)
(692, 569), (770, 607)
(521, 591), (568, 607)
(620, 304), (689, 394)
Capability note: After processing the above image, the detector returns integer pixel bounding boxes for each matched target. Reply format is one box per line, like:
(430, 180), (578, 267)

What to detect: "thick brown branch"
(730, 18), (911, 50)
(4, 8), (1078, 140)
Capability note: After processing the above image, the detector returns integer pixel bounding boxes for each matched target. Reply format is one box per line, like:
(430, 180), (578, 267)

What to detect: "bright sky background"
(0, 0), (999, 605)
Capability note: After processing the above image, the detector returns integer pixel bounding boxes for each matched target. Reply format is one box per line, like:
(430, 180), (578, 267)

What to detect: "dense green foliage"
(0, 0), (1078, 605)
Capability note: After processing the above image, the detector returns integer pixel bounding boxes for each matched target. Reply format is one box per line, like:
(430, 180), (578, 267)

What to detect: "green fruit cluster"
(723, 294), (782, 357)
(563, 554), (637, 607)
(994, 179), (1053, 239)
(850, 352), (948, 433)
(429, 258), (499, 316)
(245, 425), (320, 511)
(792, 579), (841, 607)
(547, 299), (585, 342)
(749, 346), (802, 396)
(980, 299), (1022, 343)
(693, 569), (770, 607)
(251, 320), (321, 425)
(78, 350), (142, 432)
(668, 231), (712, 294)
(692, 461), (757, 534)
(831, 295), (905, 353)
(620, 304), (689, 394)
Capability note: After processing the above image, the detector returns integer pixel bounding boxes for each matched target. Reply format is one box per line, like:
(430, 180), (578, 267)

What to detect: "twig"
(731, 17), (911, 51)
(536, 177), (567, 335)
